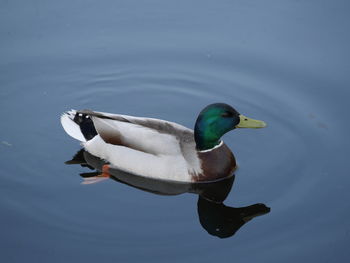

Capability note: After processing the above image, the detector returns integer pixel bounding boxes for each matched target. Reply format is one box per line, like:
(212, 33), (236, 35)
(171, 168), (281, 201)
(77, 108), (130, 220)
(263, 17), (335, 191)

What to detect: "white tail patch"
(60, 110), (86, 142)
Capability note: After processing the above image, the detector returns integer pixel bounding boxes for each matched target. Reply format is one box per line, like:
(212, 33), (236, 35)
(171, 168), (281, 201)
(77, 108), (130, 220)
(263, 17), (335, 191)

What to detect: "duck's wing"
(79, 110), (203, 182)
(77, 110), (196, 156)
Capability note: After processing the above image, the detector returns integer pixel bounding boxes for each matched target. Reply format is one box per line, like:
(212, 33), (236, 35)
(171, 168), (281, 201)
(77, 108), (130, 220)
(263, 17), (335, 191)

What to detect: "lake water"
(1, 1), (350, 262)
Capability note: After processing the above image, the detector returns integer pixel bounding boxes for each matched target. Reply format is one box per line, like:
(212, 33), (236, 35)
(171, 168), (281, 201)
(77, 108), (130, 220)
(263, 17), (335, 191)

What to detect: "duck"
(60, 103), (266, 183)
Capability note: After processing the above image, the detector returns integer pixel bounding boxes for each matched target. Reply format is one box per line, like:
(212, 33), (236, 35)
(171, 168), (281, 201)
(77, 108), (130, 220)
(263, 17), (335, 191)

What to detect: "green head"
(194, 103), (266, 151)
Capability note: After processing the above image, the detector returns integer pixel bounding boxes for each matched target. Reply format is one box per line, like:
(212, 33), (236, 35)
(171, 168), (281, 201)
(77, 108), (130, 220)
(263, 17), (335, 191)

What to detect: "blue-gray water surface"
(1, 1), (350, 262)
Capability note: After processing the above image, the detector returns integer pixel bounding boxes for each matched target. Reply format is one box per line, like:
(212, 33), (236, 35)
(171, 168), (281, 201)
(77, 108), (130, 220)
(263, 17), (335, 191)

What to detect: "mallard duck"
(61, 103), (266, 182)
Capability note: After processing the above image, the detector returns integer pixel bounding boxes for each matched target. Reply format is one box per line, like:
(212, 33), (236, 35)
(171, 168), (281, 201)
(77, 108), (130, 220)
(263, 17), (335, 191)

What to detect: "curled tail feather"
(61, 110), (98, 142)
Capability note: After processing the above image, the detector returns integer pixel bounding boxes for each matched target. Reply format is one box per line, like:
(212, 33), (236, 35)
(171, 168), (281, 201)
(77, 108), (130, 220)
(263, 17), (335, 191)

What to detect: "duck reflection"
(66, 149), (270, 238)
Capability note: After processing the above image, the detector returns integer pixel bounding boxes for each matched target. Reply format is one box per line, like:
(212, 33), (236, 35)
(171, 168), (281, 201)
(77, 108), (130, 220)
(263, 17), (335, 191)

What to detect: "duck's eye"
(221, 112), (233, 118)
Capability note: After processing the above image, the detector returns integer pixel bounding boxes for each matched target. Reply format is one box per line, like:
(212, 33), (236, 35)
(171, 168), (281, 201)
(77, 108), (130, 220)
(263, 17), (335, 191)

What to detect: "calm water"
(1, 0), (350, 262)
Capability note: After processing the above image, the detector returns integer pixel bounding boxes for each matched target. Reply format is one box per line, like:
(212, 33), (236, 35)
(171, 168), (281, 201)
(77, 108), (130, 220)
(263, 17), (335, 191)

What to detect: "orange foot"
(81, 165), (110, 185)
(101, 164), (110, 178)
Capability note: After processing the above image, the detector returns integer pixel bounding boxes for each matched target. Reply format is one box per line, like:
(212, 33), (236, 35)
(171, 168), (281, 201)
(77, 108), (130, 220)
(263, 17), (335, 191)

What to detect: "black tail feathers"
(73, 112), (98, 141)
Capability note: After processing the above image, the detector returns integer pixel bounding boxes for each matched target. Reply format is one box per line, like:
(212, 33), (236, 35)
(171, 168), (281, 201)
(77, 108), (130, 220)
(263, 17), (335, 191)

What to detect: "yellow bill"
(236, 114), (267, 128)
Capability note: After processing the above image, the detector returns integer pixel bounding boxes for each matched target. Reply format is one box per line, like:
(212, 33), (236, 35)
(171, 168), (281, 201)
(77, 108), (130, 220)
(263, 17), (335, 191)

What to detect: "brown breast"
(193, 143), (236, 182)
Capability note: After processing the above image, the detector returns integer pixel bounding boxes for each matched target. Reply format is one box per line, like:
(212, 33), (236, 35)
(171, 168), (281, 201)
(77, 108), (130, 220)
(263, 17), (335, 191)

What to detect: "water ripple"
(1, 48), (338, 248)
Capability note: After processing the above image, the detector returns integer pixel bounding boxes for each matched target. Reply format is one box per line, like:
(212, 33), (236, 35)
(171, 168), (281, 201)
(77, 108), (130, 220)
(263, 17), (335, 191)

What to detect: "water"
(1, 0), (350, 262)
